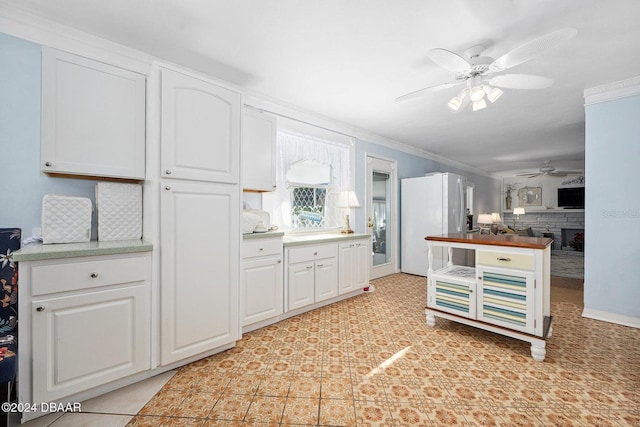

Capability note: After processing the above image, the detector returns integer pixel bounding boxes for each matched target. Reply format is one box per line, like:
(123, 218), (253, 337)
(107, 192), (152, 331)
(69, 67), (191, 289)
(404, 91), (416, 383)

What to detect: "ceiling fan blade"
(395, 81), (463, 102)
(427, 48), (471, 72)
(489, 28), (577, 72)
(489, 74), (554, 90)
(516, 173), (542, 178)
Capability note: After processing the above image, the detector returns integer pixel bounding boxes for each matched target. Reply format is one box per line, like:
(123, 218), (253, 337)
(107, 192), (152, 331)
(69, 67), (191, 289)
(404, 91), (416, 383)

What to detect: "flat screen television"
(558, 187), (584, 209)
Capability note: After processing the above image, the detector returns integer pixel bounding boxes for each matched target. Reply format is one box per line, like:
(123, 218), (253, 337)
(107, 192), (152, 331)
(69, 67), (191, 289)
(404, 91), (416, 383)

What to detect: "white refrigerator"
(401, 172), (468, 276)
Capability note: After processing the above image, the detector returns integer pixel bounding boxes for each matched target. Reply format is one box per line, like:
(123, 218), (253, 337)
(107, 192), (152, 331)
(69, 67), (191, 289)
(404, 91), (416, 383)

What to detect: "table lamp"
(337, 191), (360, 234)
(478, 213), (493, 234)
(513, 207), (525, 229)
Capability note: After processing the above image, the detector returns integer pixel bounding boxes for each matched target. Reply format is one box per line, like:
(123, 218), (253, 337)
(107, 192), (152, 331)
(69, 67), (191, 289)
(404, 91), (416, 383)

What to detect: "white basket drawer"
(242, 238), (282, 259)
(288, 243), (338, 264)
(477, 250), (534, 270)
(31, 255), (148, 296)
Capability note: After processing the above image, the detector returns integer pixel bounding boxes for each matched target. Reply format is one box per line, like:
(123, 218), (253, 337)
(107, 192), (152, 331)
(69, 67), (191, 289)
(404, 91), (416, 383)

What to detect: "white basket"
(96, 182), (142, 241)
(42, 195), (92, 244)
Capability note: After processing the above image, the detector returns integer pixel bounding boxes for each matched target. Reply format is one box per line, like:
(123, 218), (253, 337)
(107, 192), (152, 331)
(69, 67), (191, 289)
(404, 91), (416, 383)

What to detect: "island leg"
(426, 312), (436, 327)
(530, 342), (546, 362)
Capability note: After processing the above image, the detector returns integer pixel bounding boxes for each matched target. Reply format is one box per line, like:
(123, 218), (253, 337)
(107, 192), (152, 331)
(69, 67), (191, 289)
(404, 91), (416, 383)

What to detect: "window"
(264, 129), (351, 231)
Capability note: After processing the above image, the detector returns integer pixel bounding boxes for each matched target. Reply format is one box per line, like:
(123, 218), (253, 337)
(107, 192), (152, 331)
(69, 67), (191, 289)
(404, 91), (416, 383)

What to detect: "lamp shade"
(337, 191), (360, 208)
(513, 207), (525, 215)
(477, 214), (493, 225)
(491, 213), (502, 223)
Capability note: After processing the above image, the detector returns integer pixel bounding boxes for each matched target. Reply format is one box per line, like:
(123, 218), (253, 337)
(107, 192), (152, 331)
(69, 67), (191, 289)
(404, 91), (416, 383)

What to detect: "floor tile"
(280, 397), (319, 425)
(81, 371), (176, 415)
(318, 398), (356, 426)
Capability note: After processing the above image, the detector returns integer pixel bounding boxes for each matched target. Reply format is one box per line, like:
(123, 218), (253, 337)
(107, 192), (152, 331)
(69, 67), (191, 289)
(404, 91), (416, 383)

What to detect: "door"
(242, 257), (283, 326)
(160, 180), (239, 365)
(32, 285), (149, 402)
(366, 156), (397, 279)
(287, 263), (315, 310)
(161, 67), (240, 183)
(314, 258), (338, 302)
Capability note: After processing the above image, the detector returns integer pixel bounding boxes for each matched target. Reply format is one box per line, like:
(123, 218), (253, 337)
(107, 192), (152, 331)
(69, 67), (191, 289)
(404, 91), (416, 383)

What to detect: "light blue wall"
(0, 33), (99, 238)
(354, 138), (501, 234)
(584, 93), (640, 319)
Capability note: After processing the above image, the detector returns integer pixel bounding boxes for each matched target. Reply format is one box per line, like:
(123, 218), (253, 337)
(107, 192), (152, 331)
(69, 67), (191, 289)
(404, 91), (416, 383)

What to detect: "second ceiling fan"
(396, 28), (577, 111)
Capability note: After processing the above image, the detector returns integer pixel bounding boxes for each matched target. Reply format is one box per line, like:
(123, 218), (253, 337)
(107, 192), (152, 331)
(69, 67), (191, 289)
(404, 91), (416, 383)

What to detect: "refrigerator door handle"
(456, 178), (464, 232)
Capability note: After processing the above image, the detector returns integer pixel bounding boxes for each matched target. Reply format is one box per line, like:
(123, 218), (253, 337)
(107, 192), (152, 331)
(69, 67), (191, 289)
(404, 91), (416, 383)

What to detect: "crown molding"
(584, 76), (640, 106)
(0, 3), (152, 75)
(244, 92), (495, 180)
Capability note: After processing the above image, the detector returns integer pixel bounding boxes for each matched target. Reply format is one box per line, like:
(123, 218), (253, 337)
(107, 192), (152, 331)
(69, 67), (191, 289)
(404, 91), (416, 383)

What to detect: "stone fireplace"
(502, 210), (584, 251)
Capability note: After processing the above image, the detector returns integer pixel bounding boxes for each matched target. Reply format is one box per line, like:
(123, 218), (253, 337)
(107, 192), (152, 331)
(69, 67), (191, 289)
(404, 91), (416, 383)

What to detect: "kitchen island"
(425, 233), (553, 361)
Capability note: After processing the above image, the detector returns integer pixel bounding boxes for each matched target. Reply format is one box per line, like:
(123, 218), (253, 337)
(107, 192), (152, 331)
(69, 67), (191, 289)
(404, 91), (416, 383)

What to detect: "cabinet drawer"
(288, 243), (338, 264)
(243, 238), (282, 259)
(477, 250), (533, 270)
(31, 255), (148, 296)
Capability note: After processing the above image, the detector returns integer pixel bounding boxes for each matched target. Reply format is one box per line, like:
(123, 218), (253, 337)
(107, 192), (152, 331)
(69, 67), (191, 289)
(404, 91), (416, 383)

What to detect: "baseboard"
(582, 307), (640, 329)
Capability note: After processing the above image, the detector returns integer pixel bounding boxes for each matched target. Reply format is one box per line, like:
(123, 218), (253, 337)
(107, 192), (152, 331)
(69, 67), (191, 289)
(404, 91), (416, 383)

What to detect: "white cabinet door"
(32, 284), (149, 403)
(160, 180), (239, 365)
(242, 108), (277, 191)
(287, 263), (315, 311)
(355, 240), (371, 288)
(339, 239), (370, 295)
(161, 67), (240, 183)
(477, 266), (535, 334)
(314, 258), (338, 302)
(41, 48), (146, 179)
(338, 242), (356, 295)
(242, 256), (283, 326)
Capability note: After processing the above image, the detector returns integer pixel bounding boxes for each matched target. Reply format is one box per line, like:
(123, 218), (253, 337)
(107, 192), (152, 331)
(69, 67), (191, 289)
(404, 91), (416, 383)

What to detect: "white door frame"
(365, 154), (398, 279)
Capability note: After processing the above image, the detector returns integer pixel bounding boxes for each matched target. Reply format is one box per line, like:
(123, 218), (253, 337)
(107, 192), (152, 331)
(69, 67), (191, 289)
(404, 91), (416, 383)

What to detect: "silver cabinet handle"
(317, 264), (323, 267)
(165, 186), (171, 191)
(165, 169), (172, 175)
(314, 252), (318, 255)
(306, 266), (313, 270)
(497, 257), (511, 262)
(90, 272), (99, 278)
(36, 306), (45, 312)
(277, 260), (282, 264)
(45, 161), (53, 167)
(259, 248), (264, 251)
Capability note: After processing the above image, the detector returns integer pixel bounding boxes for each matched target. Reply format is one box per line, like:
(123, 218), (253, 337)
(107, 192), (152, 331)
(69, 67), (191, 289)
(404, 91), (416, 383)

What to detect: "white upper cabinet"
(242, 108), (277, 191)
(41, 47), (146, 179)
(161, 67), (241, 183)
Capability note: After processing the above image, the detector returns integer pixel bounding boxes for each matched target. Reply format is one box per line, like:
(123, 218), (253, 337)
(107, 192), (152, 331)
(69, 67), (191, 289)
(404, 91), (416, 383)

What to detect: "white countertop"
(13, 239), (153, 261)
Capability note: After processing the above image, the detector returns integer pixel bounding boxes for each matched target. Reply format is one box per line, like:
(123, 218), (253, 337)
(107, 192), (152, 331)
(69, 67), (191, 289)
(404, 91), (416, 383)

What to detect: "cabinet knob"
(90, 272), (99, 278)
(314, 252), (318, 256)
(36, 306), (45, 312)
(165, 185), (171, 191)
(165, 169), (172, 175)
(44, 161), (53, 167)
(469, 289), (473, 293)
(277, 260), (282, 264)
(272, 185), (277, 189)
(259, 248), (264, 251)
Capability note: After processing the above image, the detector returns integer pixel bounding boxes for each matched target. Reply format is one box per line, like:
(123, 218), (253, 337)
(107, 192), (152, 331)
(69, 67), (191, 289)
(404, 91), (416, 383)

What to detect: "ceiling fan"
(395, 28), (577, 111)
(517, 161), (582, 178)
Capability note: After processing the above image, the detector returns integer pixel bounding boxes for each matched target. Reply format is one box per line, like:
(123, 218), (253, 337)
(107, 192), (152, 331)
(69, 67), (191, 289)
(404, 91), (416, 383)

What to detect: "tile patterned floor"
(126, 273), (639, 427)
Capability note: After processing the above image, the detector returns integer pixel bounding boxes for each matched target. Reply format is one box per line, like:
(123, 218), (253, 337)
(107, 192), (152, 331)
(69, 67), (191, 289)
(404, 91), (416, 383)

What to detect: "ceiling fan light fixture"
(469, 85), (485, 102)
(483, 85), (503, 103)
(448, 88), (468, 111)
(472, 98), (487, 111)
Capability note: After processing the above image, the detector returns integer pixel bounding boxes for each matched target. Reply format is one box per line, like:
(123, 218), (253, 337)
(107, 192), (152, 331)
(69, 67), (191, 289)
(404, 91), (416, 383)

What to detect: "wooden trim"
(425, 233), (553, 249)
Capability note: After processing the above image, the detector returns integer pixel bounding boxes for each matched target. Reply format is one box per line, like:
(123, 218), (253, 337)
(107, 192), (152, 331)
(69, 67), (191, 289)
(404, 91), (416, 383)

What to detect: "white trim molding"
(584, 76), (640, 106)
(582, 307), (640, 329)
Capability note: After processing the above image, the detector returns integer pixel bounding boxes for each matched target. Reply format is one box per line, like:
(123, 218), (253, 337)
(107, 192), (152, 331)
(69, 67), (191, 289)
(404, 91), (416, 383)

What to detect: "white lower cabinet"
(286, 243), (338, 311)
(338, 238), (370, 294)
(18, 251), (151, 407)
(241, 237), (283, 327)
(32, 284), (149, 402)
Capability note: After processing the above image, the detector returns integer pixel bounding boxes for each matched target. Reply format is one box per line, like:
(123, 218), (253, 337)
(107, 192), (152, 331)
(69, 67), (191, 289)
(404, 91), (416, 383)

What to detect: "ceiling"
(7, 0), (640, 177)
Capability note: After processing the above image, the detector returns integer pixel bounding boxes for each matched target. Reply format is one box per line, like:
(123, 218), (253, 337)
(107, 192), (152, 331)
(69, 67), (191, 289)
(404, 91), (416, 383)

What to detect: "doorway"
(365, 155), (397, 279)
